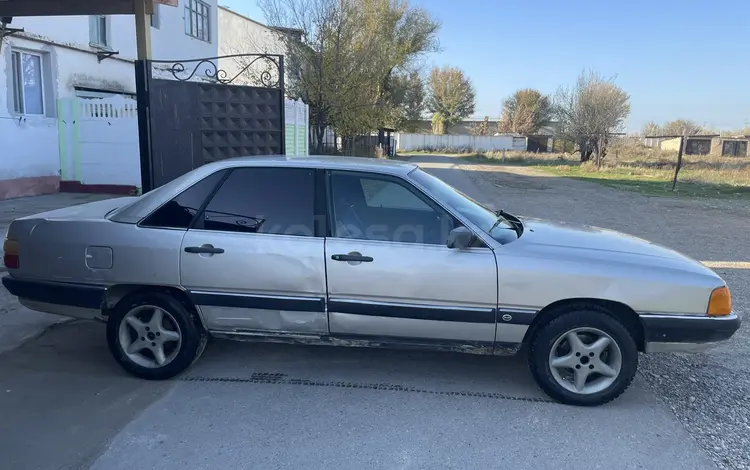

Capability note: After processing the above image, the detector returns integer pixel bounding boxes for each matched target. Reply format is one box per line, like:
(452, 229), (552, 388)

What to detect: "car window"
(197, 167), (315, 237)
(329, 172), (455, 245)
(360, 179), (432, 211)
(140, 170), (228, 229)
(411, 168), (520, 245)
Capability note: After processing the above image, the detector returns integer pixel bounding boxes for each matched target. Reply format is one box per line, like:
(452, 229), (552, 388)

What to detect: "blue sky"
(220, 0), (750, 132)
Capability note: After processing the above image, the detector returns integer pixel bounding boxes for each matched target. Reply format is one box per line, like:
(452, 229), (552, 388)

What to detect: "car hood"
(512, 217), (719, 278)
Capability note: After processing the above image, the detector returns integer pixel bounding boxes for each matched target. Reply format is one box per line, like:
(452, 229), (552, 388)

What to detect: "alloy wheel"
(548, 327), (623, 395)
(118, 305), (182, 369)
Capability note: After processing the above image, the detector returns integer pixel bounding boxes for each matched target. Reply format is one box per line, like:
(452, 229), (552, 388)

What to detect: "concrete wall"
(0, 1), (219, 199)
(396, 133), (519, 152)
(660, 137), (682, 152)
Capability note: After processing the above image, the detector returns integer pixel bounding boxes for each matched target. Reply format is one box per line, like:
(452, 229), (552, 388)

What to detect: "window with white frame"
(185, 0), (210, 42)
(10, 50), (46, 115)
(89, 15), (109, 48)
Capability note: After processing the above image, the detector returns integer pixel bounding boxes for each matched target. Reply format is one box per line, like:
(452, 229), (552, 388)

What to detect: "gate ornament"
(150, 54), (284, 89)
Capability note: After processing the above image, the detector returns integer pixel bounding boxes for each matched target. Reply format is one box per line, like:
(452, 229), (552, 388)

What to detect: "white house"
(217, 6), (288, 86)
(0, 0), (218, 200)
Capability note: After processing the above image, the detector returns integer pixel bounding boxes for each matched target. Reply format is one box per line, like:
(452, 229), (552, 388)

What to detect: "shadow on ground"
(0, 321), (170, 470)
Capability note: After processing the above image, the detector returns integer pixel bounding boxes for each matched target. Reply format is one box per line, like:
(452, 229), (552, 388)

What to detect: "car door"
(179, 166), (328, 335)
(325, 170), (498, 345)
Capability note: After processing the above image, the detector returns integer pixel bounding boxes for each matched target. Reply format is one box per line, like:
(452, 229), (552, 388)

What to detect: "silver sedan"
(1, 156), (740, 406)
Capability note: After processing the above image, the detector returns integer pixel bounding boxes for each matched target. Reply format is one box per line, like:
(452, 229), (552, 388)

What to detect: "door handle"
(331, 253), (373, 262)
(184, 246), (225, 254)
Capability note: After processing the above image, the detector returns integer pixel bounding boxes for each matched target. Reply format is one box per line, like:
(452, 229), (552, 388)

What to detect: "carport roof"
(0, 0), (171, 17)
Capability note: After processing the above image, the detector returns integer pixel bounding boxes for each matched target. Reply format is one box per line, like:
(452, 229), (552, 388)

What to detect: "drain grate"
(180, 374), (555, 404)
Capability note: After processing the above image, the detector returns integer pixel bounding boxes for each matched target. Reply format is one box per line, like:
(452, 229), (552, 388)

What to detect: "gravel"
(414, 155), (750, 470)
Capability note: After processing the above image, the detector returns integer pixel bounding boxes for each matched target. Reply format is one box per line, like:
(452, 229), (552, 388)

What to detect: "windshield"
(410, 168), (520, 243)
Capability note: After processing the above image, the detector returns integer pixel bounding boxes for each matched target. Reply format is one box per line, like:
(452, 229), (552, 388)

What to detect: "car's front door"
(179, 167), (328, 335)
(324, 170), (498, 345)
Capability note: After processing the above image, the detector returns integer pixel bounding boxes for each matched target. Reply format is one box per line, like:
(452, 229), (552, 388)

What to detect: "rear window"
(139, 170), (228, 229)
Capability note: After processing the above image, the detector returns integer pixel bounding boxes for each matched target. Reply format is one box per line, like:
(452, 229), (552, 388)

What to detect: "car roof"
(109, 155), (418, 224)
(208, 155), (417, 174)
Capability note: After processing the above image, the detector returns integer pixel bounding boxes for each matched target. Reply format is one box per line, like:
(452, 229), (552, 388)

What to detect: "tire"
(528, 309), (638, 406)
(106, 291), (206, 380)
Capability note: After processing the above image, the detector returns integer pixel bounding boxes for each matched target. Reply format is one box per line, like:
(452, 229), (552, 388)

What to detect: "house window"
(89, 15), (109, 48)
(185, 0), (210, 42)
(74, 87), (136, 100)
(11, 51), (46, 115)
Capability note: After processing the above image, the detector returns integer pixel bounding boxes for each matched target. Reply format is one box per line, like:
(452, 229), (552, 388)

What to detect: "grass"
(399, 149), (750, 200)
(541, 165), (750, 199)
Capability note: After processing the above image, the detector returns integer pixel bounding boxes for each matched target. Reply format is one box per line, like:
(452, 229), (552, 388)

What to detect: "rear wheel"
(528, 309), (638, 406)
(106, 291), (206, 380)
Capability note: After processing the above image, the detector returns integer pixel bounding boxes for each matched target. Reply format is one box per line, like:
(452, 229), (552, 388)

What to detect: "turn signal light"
(3, 238), (19, 270)
(707, 286), (732, 316)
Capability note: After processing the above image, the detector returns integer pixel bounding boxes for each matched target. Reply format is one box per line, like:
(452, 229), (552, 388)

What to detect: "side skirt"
(209, 329), (521, 356)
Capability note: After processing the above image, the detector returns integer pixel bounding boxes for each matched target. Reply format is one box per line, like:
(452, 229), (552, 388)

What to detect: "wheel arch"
(105, 284), (206, 331)
(522, 298), (645, 352)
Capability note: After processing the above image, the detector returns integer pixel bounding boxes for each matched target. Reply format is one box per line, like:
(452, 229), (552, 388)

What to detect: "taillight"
(3, 238), (19, 269)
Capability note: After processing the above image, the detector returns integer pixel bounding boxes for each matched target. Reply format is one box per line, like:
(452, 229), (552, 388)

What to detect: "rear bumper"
(2, 275), (106, 319)
(640, 312), (741, 353)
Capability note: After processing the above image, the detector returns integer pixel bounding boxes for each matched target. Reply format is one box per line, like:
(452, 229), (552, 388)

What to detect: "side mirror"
(446, 226), (475, 249)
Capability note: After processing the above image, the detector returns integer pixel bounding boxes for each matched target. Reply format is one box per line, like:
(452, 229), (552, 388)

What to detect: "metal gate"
(135, 54), (285, 192)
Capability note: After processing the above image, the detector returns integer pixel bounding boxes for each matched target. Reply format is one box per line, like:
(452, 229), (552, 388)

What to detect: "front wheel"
(528, 309), (638, 406)
(106, 291), (206, 380)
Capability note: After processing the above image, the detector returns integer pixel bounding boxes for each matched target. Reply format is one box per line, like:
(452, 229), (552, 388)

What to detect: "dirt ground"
(411, 154), (750, 470)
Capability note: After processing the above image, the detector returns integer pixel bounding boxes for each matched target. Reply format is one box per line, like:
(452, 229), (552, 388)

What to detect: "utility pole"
(134, 0), (152, 60)
(645, 133), (720, 191)
(135, 0), (154, 192)
(671, 134), (685, 191)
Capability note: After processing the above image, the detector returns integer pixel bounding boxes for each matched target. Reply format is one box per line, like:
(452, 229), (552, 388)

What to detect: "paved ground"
(414, 155), (750, 470)
(0, 322), (716, 470)
(0, 159), (747, 469)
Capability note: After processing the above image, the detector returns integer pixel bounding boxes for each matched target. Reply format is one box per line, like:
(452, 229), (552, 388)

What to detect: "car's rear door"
(324, 170), (498, 346)
(179, 166), (328, 335)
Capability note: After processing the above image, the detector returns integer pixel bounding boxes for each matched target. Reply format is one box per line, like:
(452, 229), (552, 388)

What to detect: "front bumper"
(640, 312), (741, 353)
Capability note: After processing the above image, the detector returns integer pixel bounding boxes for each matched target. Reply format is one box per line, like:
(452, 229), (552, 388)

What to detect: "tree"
(659, 119), (704, 136)
(497, 89), (552, 135)
(390, 70), (425, 131)
(431, 112), (445, 135)
(259, 0), (439, 152)
(641, 120), (660, 137)
(554, 70), (630, 165)
(425, 65), (475, 134)
(469, 116), (491, 136)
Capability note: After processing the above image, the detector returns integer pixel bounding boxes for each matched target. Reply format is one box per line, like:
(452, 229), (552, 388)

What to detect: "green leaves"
(426, 65), (476, 134)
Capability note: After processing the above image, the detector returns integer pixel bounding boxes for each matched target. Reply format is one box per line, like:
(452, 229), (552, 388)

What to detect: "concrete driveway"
(2, 158), (744, 469)
(0, 322), (715, 470)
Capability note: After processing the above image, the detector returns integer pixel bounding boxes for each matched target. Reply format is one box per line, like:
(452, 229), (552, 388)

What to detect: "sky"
(220, 0), (750, 132)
